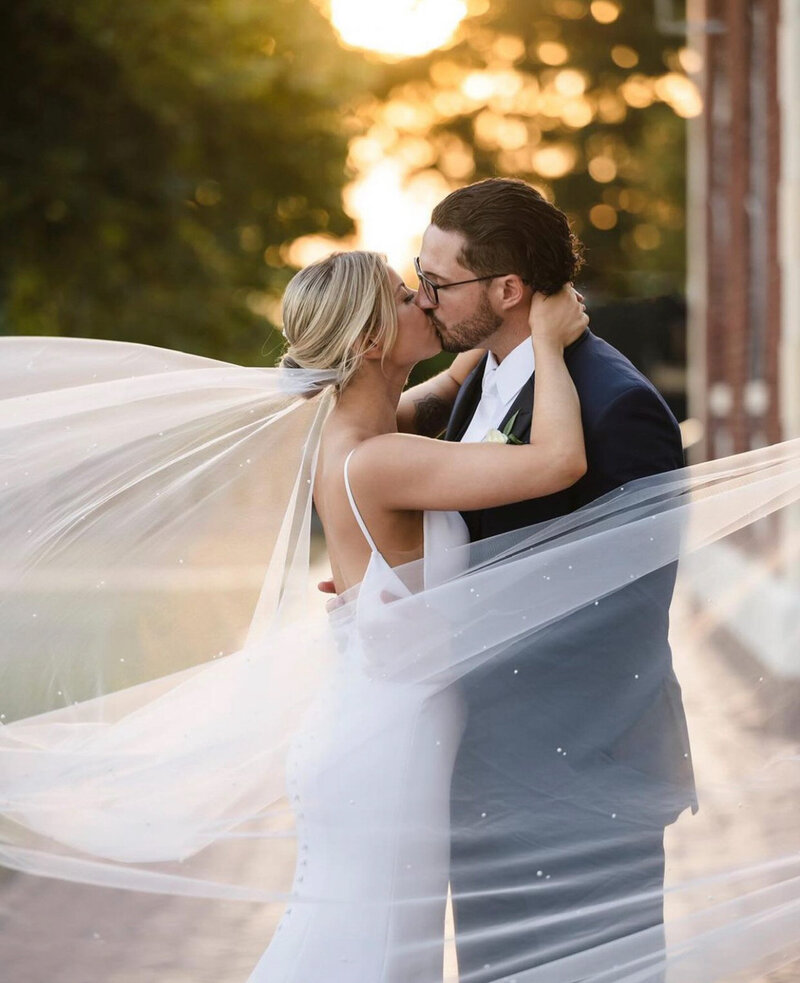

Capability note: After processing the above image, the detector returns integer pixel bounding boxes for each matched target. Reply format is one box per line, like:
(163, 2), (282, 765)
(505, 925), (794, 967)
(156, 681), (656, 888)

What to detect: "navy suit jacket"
(447, 330), (684, 535)
(445, 330), (697, 827)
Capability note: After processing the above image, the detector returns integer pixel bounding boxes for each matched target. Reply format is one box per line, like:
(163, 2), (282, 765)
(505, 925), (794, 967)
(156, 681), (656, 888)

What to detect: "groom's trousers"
(449, 791), (666, 983)
(448, 579), (693, 983)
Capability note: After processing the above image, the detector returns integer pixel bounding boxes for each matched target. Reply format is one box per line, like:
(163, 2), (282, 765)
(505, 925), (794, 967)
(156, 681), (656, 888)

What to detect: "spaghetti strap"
(343, 449), (379, 554)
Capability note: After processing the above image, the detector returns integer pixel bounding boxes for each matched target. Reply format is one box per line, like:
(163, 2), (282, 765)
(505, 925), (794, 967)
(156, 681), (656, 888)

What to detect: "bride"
(248, 250), (588, 981)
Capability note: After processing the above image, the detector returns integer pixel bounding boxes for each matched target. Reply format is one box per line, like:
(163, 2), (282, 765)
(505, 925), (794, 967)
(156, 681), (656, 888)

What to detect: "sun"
(328, 0), (468, 60)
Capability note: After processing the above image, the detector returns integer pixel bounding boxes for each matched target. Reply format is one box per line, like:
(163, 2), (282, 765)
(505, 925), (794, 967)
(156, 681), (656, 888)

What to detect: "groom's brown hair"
(430, 178), (583, 296)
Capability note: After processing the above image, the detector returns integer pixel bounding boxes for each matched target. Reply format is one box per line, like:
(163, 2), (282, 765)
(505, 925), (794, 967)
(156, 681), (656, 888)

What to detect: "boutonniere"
(482, 410), (523, 445)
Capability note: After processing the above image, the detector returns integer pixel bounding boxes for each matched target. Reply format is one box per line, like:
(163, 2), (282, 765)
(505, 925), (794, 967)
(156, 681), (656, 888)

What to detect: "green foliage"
(0, 0), (691, 365)
(375, 0), (690, 299)
(0, 0), (365, 362)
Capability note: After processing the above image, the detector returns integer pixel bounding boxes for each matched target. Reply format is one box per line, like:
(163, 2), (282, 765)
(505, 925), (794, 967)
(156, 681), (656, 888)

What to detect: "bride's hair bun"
(280, 251), (398, 392)
(279, 354), (302, 370)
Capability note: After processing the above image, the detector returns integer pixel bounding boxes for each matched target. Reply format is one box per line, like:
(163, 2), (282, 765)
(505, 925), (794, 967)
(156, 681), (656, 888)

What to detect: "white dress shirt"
(460, 338), (536, 443)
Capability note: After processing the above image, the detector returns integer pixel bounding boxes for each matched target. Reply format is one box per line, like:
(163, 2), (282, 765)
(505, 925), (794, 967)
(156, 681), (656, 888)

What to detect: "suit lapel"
(444, 354), (488, 442)
(493, 330), (589, 444)
(498, 374), (535, 443)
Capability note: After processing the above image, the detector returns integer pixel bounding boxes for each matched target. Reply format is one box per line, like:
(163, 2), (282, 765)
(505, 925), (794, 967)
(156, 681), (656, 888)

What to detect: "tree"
(0, 0), (367, 362)
(354, 0), (695, 300)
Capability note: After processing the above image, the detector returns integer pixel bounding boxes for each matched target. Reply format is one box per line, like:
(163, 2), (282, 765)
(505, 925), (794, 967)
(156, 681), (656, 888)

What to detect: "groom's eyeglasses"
(413, 257), (518, 307)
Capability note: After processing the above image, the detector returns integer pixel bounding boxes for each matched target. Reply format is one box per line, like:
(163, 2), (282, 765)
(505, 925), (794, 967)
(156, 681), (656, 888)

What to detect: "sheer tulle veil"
(1, 336), (800, 982)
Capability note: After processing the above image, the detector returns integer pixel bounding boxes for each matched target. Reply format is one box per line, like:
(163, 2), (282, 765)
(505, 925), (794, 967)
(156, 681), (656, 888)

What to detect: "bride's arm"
(396, 350), (485, 436)
(351, 287), (588, 513)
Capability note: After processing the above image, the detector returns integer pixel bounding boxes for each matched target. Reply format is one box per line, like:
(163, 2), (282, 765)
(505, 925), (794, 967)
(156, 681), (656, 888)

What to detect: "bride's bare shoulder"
(314, 429), (398, 505)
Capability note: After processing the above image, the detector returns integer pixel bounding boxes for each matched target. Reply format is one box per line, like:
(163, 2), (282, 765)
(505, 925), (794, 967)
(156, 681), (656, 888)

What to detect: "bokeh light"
(590, 1), (620, 24)
(533, 144), (577, 179)
(537, 42), (570, 66)
(588, 155), (618, 182)
(621, 74), (655, 108)
(590, 203), (619, 229)
(678, 47), (704, 74)
(554, 0), (590, 17)
(655, 73), (703, 118)
(554, 69), (587, 97)
(633, 222), (662, 250)
(611, 45), (639, 68)
(288, 0), (701, 305)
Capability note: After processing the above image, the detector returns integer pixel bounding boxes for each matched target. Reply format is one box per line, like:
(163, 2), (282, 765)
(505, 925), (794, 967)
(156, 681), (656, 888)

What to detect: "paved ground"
(1, 585), (798, 983)
(660, 594), (800, 982)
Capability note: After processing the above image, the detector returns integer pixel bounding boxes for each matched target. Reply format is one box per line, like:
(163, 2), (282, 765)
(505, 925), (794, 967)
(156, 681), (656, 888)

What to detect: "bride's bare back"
(314, 426), (425, 594)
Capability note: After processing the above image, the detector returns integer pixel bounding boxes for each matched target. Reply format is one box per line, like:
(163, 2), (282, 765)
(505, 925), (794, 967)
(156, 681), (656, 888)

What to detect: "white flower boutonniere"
(482, 411), (523, 445)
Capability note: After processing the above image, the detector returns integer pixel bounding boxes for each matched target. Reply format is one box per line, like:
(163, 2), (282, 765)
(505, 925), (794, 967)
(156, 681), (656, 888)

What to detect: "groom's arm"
(397, 350), (484, 436)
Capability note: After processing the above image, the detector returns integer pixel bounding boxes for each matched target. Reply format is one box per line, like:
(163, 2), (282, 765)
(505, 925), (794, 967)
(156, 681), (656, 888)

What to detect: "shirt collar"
(482, 338), (535, 404)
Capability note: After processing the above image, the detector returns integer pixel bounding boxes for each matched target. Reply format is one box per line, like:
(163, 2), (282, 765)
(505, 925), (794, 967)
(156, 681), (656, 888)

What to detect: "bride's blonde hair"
(280, 251), (398, 391)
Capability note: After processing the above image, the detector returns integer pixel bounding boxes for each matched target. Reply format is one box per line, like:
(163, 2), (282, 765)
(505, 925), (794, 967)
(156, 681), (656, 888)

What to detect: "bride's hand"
(528, 285), (588, 351)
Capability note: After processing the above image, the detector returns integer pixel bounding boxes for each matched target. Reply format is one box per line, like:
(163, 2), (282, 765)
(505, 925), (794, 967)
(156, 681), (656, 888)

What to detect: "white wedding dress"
(247, 451), (470, 983)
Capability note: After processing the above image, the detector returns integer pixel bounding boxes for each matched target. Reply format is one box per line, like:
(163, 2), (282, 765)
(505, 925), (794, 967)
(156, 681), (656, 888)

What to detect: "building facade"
(686, 0), (799, 461)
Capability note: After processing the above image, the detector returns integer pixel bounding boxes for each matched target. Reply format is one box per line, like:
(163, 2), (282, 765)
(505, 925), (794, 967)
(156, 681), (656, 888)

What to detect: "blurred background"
(3, 0), (797, 459)
(2, 5), (800, 981)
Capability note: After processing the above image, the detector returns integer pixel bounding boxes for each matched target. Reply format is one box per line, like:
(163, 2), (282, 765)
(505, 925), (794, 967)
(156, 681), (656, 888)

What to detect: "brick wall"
(689, 0), (783, 459)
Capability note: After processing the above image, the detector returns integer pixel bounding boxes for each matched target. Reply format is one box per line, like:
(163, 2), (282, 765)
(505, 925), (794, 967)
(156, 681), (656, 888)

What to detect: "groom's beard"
(427, 291), (502, 353)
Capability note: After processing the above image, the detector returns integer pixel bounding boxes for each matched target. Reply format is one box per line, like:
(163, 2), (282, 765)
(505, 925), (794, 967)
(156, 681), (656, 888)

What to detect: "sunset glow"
(345, 160), (451, 273)
(287, 1), (702, 288)
(283, 162), (451, 281)
(329, 0), (468, 60)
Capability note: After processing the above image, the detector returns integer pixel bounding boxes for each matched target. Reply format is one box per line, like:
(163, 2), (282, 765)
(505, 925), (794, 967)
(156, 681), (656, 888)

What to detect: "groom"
(407, 178), (696, 981)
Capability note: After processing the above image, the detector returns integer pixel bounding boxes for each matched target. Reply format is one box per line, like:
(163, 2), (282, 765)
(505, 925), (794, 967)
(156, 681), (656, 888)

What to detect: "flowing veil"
(2, 336), (800, 982)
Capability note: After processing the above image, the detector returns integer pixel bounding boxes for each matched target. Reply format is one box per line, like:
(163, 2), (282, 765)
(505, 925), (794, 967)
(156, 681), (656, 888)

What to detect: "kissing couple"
(249, 176), (696, 982)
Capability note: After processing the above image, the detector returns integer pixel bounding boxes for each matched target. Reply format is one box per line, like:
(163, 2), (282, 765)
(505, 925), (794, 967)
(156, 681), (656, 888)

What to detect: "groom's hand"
(317, 577), (345, 613)
(317, 578), (399, 609)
